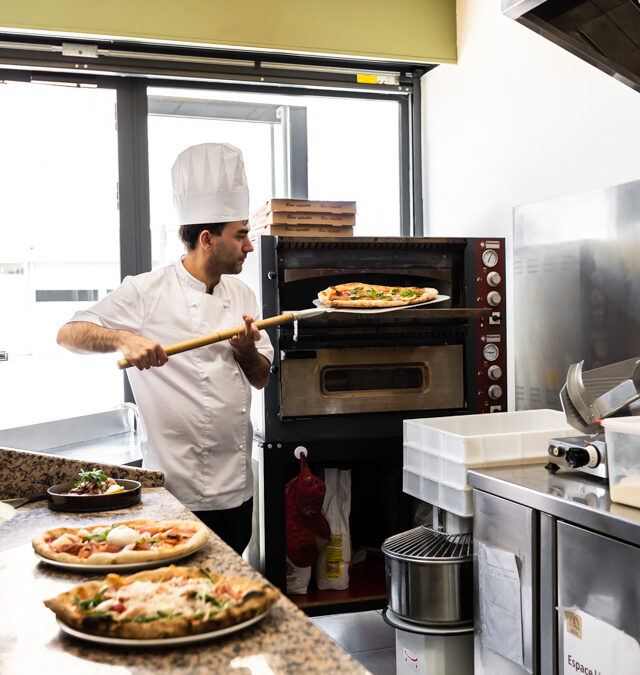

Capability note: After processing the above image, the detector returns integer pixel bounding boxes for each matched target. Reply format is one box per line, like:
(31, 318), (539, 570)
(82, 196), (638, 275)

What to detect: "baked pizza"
(44, 565), (280, 639)
(32, 519), (209, 565)
(318, 282), (439, 308)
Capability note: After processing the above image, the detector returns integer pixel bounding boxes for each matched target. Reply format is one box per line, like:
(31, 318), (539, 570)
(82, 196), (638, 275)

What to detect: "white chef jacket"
(69, 259), (274, 511)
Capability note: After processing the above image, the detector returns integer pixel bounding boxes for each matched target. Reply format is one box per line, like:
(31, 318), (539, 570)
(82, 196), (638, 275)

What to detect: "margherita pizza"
(318, 282), (439, 308)
(32, 519), (209, 565)
(44, 565), (280, 639)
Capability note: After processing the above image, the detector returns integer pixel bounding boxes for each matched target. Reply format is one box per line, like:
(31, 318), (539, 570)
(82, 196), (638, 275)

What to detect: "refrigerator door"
(473, 490), (536, 674)
(557, 521), (640, 672)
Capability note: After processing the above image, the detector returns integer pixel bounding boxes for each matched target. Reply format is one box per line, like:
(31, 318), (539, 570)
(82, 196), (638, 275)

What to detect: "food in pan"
(65, 469), (125, 495)
(317, 282), (439, 308)
(43, 565), (280, 638)
(32, 519), (209, 565)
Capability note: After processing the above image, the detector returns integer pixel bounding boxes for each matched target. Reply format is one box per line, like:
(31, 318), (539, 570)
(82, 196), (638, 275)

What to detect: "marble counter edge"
(0, 447), (164, 498)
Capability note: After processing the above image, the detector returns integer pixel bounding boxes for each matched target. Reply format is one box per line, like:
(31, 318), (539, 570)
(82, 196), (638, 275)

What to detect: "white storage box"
(403, 410), (578, 464)
(602, 417), (640, 508)
(403, 410), (579, 508)
(403, 468), (439, 506)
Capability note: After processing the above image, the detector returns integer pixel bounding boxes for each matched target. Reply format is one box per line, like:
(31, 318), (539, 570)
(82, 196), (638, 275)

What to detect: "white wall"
(421, 0), (640, 408)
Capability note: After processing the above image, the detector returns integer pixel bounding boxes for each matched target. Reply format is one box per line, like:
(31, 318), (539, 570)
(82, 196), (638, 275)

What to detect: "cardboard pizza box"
(249, 223), (354, 240)
(252, 198), (357, 217)
(251, 211), (356, 227)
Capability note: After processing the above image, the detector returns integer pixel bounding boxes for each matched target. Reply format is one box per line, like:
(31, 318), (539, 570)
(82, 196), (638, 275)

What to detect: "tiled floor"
(311, 610), (396, 674)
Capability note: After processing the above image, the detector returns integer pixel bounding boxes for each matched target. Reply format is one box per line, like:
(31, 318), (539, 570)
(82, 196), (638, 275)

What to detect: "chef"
(56, 142), (274, 555)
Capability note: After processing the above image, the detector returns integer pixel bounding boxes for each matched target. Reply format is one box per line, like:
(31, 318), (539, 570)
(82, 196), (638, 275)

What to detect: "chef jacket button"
(238, 444), (244, 450)
(223, 302), (231, 309)
(241, 407), (247, 413)
(200, 372), (206, 379)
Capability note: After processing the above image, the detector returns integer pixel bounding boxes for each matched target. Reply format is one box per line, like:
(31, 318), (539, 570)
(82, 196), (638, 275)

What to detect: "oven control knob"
(487, 365), (502, 381)
(486, 291), (502, 307)
(487, 271), (501, 287)
(488, 384), (503, 400)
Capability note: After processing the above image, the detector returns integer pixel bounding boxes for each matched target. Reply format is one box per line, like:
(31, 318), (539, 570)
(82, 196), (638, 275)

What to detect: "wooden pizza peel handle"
(116, 307), (326, 370)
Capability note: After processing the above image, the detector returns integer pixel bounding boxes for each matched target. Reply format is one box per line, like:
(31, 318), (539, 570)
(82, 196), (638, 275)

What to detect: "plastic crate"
(402, 468), (440, 506)
(439, 481), (474, 517)
(403, 410), (578, 464)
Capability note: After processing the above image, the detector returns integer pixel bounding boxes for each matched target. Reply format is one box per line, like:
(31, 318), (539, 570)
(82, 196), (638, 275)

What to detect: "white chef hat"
(171, 142), (249, 225)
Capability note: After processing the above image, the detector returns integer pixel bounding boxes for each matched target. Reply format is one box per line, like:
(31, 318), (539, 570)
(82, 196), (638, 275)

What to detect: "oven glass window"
(322, 365), (426, 393)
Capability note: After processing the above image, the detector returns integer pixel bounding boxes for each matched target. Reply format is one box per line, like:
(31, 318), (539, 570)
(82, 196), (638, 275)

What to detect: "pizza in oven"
(32, 519), (209, 565)
(317, 282), (439, 308)
(44, 565), (280, 638)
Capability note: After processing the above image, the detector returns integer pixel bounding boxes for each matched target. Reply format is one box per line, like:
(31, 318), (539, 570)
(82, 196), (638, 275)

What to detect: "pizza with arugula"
(318, 282), (438, 308)
(43, 565), (279, 639)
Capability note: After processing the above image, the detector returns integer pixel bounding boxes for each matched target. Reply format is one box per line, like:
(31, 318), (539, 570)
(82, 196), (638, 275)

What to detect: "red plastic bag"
(285, 455), (331, 568)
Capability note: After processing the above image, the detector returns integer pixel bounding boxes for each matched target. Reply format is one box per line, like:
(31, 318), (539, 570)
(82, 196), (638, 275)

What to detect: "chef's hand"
(118, 332), (168, 370)
(230, 314), (261, 357)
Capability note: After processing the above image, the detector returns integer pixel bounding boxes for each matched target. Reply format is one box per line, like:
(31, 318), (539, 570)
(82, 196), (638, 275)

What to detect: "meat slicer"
(546, 357), (640, 478)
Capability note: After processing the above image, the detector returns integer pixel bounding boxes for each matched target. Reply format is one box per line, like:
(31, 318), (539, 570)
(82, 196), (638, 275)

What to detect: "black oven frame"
(254, 235), (495, 444)
(248, 235), (506, 607)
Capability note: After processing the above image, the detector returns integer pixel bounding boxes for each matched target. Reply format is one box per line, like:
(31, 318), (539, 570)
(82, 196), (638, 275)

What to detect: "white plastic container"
(403, 409), (578, 464)
(602, 417), (640, 508)
(402, 468), (440, 506)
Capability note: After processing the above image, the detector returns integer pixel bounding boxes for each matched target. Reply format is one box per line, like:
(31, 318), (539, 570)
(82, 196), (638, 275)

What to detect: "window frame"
(0, 37), (427, 402)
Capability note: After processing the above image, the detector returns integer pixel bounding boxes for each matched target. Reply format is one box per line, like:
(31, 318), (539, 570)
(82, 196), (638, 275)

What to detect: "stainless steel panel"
(514, 179), (640, 413)
(0, 407), (141, 466)
(468, 464), (640, 547)
(473, 490), (536, 674)
(557, 521), (640, 670)
(540, 512), (556, 675)
(384, 556), (473, 626)
(281, 345), (464, 416)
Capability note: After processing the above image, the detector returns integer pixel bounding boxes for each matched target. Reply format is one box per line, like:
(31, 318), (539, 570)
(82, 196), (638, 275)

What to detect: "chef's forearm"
(57, 321), (132, 354)
(234, 350), (271, 389)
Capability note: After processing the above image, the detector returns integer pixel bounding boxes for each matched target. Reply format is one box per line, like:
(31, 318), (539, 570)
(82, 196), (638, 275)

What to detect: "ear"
(199, 229), (215, 252)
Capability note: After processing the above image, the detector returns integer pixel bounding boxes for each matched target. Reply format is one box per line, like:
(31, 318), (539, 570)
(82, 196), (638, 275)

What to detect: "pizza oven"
(249, 235), (507, 444)
(244, 235), (507, 592)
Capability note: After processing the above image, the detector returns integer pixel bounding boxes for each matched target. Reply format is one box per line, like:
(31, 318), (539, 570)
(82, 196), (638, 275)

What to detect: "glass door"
(0, 80), (122, 427)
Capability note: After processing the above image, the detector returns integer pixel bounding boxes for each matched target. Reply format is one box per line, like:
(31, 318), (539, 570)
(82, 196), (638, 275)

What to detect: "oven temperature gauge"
(482, 249), (499, 267)
(483, 343), (499, 362)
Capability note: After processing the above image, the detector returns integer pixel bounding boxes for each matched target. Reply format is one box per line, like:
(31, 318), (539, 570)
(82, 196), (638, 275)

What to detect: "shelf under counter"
(289, 553), (387, 616)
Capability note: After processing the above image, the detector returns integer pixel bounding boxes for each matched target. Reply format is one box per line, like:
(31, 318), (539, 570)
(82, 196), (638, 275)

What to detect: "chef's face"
(207, 220), (253, 275)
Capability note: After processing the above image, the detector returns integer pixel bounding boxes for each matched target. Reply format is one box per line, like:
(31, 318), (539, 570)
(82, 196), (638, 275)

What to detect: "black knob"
(565, 448), (591, 468)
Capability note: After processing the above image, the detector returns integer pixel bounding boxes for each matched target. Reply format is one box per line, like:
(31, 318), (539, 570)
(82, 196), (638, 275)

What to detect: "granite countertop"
(0, 488), (367, 674)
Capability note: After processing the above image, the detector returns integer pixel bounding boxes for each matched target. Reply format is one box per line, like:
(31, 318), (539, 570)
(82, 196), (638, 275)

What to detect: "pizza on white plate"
(317, 282), (438, 308)
(32, 519), (209, 565)
(44, 565), (280, 639)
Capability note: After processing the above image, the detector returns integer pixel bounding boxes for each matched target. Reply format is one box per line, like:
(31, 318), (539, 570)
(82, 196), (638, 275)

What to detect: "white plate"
(34, 541), (207, 572)
(312, 294), (450, 313)
(56, 609), (269, 646)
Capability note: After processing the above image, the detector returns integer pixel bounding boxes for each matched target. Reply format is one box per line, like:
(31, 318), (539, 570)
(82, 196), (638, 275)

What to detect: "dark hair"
(178, 223), (227, 250)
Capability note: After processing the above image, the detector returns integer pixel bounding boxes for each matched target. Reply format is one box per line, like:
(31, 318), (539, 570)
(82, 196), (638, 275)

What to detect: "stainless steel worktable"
(468, 463), (640, 546)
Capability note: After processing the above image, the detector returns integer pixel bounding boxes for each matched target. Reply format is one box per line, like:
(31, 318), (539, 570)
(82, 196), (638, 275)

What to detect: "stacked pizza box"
(250, 199), (356, 239)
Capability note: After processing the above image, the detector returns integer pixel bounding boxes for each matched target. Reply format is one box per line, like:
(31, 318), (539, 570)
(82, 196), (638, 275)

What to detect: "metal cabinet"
(473, 490), (537, 674)
(557, 521), (640, 672)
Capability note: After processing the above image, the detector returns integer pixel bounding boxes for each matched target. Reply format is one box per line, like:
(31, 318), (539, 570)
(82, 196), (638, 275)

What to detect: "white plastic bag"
(285, 555), (311, 595)
(315, 468), (351, 590)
